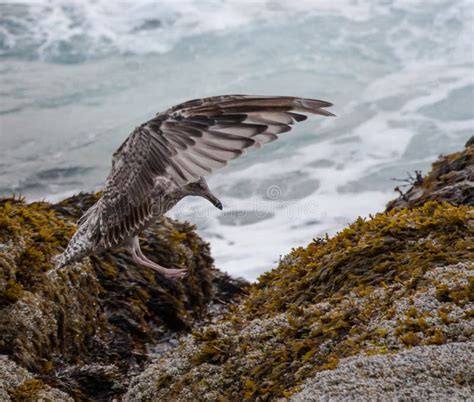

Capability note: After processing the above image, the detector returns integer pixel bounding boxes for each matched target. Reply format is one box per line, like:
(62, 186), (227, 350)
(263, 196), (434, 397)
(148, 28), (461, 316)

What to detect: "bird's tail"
(54, 204), (101, 269)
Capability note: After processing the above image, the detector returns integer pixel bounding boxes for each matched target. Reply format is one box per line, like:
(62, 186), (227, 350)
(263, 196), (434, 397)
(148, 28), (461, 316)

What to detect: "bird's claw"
(162, 268), (187, 280)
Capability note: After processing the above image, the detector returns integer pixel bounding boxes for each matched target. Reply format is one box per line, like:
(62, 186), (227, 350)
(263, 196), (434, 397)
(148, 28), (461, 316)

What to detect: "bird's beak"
(205, 193), (223, 210)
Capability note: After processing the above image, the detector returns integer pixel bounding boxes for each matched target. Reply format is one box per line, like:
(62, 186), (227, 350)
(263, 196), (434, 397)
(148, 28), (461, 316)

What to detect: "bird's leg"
(128, 236), (186, 279)
(133, 240), (148, 261)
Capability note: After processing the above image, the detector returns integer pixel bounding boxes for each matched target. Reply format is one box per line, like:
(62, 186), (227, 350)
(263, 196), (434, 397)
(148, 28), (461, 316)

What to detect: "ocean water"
(0, 0), (473, 280)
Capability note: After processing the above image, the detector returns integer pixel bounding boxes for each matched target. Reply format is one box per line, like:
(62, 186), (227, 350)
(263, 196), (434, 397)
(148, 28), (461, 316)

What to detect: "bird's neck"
(171, 186), (188, 200)
(161, 187), (187, 209)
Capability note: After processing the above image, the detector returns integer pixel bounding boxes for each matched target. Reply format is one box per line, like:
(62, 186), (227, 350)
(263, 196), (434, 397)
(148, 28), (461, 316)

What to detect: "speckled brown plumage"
(56, 95), (334, 278)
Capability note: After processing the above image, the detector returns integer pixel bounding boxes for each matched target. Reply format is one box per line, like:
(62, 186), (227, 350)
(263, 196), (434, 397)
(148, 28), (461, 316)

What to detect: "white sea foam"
(2, 0), (471, 62)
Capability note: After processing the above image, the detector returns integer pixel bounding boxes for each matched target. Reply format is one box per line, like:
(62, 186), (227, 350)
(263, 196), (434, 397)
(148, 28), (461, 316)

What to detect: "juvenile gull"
(56, 95), (334, 278)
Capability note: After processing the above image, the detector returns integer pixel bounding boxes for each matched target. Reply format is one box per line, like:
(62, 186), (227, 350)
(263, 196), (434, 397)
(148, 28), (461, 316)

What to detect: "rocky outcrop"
(0, 356), (73, 402)
(0, 193), (247, 400)
(124, 202), (473, 401)
(386, 136), (473, 211)
(124, 140), (473, 401)
(1, 140), (472, 401)
(291, 342), (473, 401)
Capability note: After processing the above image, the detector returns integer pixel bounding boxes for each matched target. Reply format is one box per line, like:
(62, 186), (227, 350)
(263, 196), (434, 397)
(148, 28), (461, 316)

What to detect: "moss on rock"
(0, 193), (245, 400)
(125, 202), (473, 401)
(124, 140), (473, 401)
(386, 135), (473, 211)
(246, 202), (472, 315)
(2, 140), (472, 401)
(0, 355), (73, 402)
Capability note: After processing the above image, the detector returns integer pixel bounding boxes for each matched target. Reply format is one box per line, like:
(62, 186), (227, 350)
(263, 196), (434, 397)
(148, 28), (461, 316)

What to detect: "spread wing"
(93, 95), (334, 247)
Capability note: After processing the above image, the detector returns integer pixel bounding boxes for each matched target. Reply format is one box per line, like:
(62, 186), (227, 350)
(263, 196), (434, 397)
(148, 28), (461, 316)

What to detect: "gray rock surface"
(291, 342), (474, 402)
(0, 355), (73, 401)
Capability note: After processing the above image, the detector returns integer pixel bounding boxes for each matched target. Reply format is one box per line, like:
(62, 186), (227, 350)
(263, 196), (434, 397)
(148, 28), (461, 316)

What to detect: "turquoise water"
(0, 0), (473, 279)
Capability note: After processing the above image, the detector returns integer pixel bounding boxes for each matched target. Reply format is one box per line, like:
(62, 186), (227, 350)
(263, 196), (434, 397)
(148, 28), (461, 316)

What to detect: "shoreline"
(0, 137), (472, 400)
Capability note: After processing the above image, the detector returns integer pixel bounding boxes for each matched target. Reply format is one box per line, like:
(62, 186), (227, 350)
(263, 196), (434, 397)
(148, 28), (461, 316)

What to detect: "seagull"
(55, 95), (334, 278)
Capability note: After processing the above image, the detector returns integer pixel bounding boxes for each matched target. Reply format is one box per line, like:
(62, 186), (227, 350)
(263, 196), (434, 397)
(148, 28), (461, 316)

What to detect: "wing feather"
(91, 95), (334, 248)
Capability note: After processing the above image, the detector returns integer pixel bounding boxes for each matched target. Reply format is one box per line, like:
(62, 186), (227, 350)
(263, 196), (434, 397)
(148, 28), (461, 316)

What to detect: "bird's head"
(185, 178), (223, 210)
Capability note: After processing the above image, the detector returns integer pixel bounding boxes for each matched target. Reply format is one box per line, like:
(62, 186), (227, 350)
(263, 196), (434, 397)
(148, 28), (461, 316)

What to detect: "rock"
(2, 139), (473, 401)
(124, 203), (473, 401)
(291, 342), (474, 401)
(386, 136), (474, 211)
(124, 141), (474, 401)
(0, 355), (73, 402)
(0, 193), (248, 400)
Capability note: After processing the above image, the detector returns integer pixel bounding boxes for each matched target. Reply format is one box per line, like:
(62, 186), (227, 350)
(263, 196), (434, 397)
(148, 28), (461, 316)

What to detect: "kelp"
(124, 140), (474, 401)
(0, 193), (246, 400)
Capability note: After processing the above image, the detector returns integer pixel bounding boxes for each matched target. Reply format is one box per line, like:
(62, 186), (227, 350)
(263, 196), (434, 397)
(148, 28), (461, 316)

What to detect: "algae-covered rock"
(386, 136), (474, 211)
(0, 355), (73, 402)
(2, 140), (472, 401)
(0, 193), (246, 400)
(125, 202), (473, 401)
(124, 141), (473, 401)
